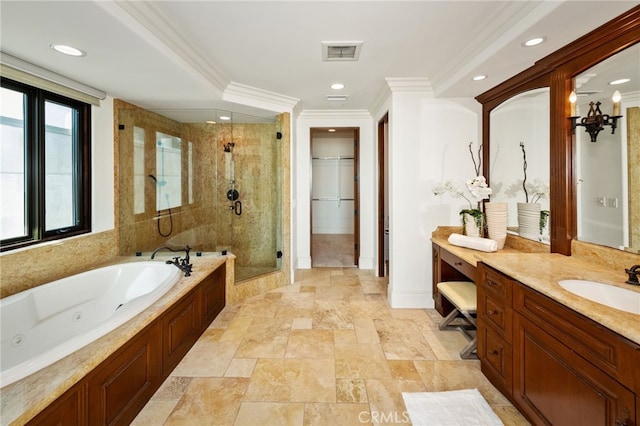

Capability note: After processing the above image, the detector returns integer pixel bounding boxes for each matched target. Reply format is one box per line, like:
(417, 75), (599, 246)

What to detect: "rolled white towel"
(447, 233), (498, 252)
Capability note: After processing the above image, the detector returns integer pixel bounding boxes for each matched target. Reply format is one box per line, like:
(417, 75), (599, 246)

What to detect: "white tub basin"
(558, 280), (640, 315)
(1, 261), (181, 387)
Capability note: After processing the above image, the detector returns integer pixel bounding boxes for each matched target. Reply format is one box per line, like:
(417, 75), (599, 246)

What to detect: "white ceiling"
(1, 1), (636, 123)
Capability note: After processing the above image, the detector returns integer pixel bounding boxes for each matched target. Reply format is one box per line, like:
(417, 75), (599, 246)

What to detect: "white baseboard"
(388, 291), (434, 309)
(297, 257), (312, 269)
(358, 256), (374, 270)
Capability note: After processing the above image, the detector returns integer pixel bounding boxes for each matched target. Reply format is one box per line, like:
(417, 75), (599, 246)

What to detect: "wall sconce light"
(568, 90), (622, 142)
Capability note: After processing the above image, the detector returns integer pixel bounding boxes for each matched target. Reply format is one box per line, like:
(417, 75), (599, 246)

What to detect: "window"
(1, 78), (91, 251)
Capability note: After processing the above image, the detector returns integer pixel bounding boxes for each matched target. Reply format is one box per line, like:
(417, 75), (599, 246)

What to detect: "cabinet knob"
(489, 349), (499, 356)
(488, 310), (497, 315)
(487, 280), (496, 287)
(455, 262), (462, 266)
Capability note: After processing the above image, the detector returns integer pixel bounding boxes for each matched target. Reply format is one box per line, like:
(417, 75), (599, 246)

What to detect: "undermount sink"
(558, 280), (640, 315)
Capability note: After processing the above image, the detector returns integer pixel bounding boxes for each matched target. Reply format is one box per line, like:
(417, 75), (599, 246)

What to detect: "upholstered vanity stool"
(436, 281), (477, 359)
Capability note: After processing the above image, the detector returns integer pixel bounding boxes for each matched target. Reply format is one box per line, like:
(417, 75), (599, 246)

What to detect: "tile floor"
(311, 234), (356, 267)
(132, 268), (530, 425)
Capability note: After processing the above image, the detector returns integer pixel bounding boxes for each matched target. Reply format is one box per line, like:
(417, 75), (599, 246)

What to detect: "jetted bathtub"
(0, 261), (182, 387)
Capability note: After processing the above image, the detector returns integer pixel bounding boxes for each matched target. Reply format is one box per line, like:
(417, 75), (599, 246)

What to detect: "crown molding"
(223, 82), (299, 113)
(385, 78), (433, 93)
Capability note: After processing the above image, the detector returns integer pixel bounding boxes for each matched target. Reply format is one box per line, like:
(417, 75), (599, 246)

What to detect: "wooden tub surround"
(432, 227), (640, 425)
(0, 255), (229, 426)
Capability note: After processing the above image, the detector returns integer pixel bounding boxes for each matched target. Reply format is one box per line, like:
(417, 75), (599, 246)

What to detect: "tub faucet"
(151, 245), (192, 277)
(625, 264), (640, 285)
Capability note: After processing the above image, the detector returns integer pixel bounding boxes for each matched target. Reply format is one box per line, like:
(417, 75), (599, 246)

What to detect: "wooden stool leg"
(439, 307), (461, 330)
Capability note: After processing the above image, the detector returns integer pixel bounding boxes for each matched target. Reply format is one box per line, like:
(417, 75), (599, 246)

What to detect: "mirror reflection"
(573, 42), (640, 253)
(489, 88), (550, 242)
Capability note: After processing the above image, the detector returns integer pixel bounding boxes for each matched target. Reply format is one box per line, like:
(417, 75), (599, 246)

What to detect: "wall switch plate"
(597, 196), (605, 206)
(607, 197), (618, 208)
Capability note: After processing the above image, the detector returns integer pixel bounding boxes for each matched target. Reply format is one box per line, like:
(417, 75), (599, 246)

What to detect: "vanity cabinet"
(478, 262), (639, 426)
(476, 264), (514, 396)
(26, 265), (226, 426)
(432, 243), (477, 316)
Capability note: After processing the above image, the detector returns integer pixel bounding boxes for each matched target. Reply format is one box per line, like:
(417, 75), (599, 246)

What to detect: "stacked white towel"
(447, 233), (498, 253)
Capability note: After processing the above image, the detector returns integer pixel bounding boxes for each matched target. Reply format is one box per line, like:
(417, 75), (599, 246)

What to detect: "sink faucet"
(151, 245), (192, 277)
(625, 264), (640, 285)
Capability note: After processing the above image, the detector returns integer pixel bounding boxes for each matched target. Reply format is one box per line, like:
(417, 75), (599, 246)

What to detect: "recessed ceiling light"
(331, 83), (345, 90)
(472, 75), (487, 81)
(609, 78), (630, 85)
(523, 37), (545, 47)
(206, 120), (217, 124)
(328, 129), (336, 132)
(50, 44), (86, 57)
(219, 115), (231, 121)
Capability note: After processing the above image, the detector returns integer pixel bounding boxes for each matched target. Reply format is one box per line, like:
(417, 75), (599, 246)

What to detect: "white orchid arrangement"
(504, 177), (549, 203)
(433, 176), (492, 210)
(433, 142), (492, 232)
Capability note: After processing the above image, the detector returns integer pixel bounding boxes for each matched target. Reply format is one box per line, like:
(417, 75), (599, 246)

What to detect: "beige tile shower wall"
(115, 100), (216, 254)
(0, 230), (118, 298)
(114, 99), (291, 294)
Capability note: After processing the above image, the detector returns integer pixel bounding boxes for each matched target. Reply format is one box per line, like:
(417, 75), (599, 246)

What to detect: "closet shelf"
(312, 156), (354, 160)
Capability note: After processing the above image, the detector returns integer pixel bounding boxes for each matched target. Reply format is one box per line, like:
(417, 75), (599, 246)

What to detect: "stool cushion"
(437, 281), (476, 312)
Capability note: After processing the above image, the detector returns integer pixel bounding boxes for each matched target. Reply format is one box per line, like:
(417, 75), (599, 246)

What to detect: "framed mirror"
(489, 88), (550, 242)
(572, 43), (639, 252)
(479, 5), (639, 255)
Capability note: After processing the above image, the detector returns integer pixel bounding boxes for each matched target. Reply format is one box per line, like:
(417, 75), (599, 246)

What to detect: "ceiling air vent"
(326, 95), (348, 101)
(322, 41), (363, 61)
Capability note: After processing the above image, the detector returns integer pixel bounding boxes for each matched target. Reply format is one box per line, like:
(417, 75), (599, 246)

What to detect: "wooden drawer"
(478, 292), (512, 338)
(478, 321), (512, 394)
(479, 264), (513, 306)
(514, 282), (639, 392)
(440, 249), (476, 282)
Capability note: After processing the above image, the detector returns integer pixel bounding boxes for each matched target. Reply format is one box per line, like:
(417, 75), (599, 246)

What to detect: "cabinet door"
(88, 325), (162, 426)
(477, 321), (512, 395)
(162, 291), (200, 375)
(27, 383), (87, 426)
(514, 314), (635, 426)
(201, 265), (226, 328)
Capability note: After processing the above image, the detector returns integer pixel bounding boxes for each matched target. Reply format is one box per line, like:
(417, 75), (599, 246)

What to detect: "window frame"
(1, 78), (91, 251)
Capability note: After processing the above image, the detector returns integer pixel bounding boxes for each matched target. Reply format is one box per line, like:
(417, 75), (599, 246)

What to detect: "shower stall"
(115, 100), (286, 288)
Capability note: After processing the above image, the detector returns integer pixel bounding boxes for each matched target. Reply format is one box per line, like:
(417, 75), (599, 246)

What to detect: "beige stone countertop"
(432, 231), (640, 347)
(0, 254), (230, 426)
(478, 253), (640, 346)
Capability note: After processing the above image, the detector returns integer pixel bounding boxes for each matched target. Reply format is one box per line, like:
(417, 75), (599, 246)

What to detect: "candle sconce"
(568, 90), (622, 143)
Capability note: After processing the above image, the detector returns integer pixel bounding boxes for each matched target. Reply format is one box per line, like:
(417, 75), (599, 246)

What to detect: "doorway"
(310, 127), (359, 267)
